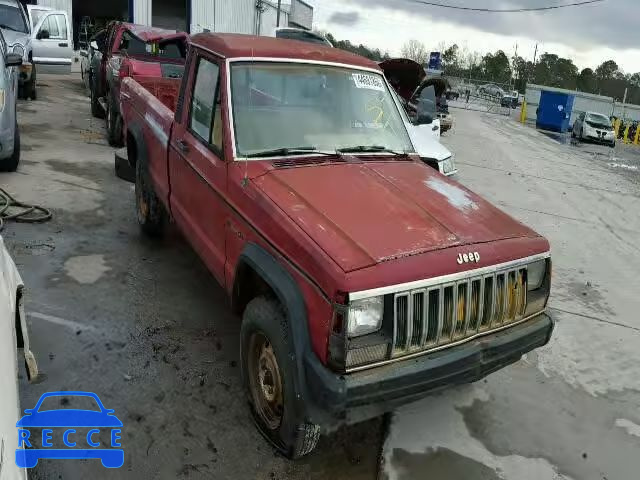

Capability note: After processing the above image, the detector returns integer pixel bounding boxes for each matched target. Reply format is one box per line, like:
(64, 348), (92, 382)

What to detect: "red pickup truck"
(90, 22), (187, 146)
(120, 33), (553, 458)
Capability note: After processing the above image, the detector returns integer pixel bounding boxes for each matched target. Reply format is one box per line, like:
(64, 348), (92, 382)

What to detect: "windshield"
(586, 113), (610, 125)
(230, 62), (413, 158)
(0, 5), (28, 33)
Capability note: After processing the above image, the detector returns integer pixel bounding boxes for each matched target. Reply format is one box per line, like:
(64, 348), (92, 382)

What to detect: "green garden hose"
(0, 188), (52, 232)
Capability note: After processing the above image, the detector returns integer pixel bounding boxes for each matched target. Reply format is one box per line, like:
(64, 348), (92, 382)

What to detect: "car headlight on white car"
(347, 297), (384, 337)
(441, 154), (456, 175)
(12, 44), (25, 59)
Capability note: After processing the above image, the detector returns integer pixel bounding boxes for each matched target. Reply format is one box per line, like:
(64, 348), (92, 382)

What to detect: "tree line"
(319, 31), (639, 104)
(405, 39), (640, 104)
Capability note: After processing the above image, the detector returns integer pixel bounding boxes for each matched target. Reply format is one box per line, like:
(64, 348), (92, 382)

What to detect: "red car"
(120, 33), (553, 458)
(89, 22), (188, 146)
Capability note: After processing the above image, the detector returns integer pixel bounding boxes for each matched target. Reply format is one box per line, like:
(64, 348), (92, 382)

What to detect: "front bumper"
(304, 312), (553, 431)
(584, 129), (614, 144)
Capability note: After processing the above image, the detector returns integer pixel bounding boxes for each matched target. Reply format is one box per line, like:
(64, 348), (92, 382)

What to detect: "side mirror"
(36, 29), (50, 40)
(90, 40), (99, 51)
(4, 53), (22, 67)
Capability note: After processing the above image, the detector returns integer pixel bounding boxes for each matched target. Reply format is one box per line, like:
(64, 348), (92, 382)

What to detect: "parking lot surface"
(3, 76), (639, 480)
(383, 108), (640, 479)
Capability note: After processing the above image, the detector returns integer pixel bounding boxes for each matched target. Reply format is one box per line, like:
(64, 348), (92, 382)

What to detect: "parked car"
(0, 28), (23, 172)
(0, 234), (39, 479)
(81, 28), (105, 93)
(478, 83), (505, 98)
(501, 94), (519, 109)
(121, 33), (553, 458)
(89, 21), (188, 147)
(0, 0), (36, 99)
(572, 111), (616, 147)
(274, 27), (332, 47)
(379, 58), (450, 140)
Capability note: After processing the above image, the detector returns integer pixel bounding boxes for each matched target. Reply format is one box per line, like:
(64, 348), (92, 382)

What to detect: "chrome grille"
(392, 267), (528, 356)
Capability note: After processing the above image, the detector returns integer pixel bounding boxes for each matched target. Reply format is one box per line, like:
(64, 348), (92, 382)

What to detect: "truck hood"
(379, 58), (425, 102)
(254, 161), (539, 272)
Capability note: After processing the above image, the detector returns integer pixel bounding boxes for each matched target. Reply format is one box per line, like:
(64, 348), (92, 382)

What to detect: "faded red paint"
(120, 33), (551, 365)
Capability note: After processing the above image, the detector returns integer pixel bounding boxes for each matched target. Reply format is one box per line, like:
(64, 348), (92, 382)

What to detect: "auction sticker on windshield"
(352, 73), (385, 91)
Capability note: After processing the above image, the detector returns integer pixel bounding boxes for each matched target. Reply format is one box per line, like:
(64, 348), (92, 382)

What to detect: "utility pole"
(277, 0), (282, 27)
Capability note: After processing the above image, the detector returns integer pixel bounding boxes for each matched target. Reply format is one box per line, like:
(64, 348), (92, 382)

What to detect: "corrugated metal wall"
(191, 0), (256, 35)
(259, 2), (289, 36)
(133, 0), (152, 26)
(289, 0), (312, 29)
(37, 0), (72, 11)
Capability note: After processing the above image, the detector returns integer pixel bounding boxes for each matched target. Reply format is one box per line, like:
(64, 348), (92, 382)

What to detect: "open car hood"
(379, 58), (425, 102)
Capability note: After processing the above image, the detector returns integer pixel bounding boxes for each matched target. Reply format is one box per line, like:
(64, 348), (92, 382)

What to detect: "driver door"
(31, 11), (72, 74)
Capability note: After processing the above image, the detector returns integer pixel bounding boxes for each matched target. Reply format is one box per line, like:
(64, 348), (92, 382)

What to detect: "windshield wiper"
(337, 145), (409, 157)
(244, 146), (340, 159)
(0, 24), (20, 33)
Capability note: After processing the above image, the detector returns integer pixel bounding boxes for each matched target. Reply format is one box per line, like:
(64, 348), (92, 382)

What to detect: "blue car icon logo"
(16, 391), (123, 468)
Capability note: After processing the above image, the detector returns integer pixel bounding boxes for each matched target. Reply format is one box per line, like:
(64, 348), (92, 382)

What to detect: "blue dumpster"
(536, 90), (575, 133)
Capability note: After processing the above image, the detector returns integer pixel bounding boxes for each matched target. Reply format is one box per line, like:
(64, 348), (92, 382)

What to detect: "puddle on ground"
(64, 254), (110, 284)
(386, 447), (501, 480)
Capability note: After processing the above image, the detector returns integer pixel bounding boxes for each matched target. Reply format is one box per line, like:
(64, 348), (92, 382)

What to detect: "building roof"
(190, 33), (379, 70)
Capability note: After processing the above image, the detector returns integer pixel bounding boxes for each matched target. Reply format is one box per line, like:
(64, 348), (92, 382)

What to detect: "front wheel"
(90, 77), (105, 119)
(241, 296), (320, 459)
(106, 94), (123, 147)
(135, 159), (166, 237)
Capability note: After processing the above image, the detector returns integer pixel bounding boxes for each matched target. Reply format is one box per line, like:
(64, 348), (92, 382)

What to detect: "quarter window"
(190, 57), (223, 151)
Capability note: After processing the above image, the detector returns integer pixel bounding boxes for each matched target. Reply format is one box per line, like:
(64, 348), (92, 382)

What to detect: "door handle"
(58, 42), (68, 47)
(176, 140), (189, 153)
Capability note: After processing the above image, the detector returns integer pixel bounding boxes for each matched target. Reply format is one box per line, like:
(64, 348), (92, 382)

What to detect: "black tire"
(241, 296), (320, 459)
(90, 77), (105, 119)
(610, 141), (616, 148)
(106, 94), (123, 147)
(135, 157), (165, 237)
(0, 123), (20, 172)
(28, 65), (37, 100)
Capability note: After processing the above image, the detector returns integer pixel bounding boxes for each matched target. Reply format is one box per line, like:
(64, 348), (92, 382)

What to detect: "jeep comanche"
(120, 33), (553, 458)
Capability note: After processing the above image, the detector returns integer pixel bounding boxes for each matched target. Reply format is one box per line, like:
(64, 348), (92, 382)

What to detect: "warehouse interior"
(152, 0), (188, 32)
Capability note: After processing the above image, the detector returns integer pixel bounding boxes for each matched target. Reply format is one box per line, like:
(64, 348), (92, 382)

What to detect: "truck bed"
(134, 76), (181, 112)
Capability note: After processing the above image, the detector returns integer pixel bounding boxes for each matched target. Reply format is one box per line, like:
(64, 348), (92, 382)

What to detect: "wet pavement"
(382, 109), (640, 479)
(3, 76), (382, 479)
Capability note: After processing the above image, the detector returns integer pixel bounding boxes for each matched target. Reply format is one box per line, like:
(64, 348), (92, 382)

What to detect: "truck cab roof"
(190, 33), (378, 70)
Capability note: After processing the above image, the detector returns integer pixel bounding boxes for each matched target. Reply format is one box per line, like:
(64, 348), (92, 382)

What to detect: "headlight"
(527, 260), (546, 290)
(442, 155), (455, 174)
(12, 44), (25, 59)
(347, 297), (383, 337)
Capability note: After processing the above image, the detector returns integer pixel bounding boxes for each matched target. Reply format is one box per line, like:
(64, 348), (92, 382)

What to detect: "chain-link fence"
(443, 76), (520, 116)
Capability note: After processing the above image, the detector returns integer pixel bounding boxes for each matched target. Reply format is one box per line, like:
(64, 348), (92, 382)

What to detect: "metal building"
(31, 0), (313, 48)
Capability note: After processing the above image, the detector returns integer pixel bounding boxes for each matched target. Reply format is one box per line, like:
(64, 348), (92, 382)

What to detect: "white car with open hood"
(0, 234), (38, 480)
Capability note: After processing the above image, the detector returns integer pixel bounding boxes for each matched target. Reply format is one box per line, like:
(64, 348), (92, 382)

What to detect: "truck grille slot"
(392, 267), (528, 357)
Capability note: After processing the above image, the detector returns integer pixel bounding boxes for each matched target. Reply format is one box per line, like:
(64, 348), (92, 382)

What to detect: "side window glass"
(190, 57), (222, 151)
(40, 15), (60, 38)
(55, 15), (67, 40)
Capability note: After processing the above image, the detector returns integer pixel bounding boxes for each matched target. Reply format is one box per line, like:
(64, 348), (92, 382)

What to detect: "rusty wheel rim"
(248, 333), (283, 430)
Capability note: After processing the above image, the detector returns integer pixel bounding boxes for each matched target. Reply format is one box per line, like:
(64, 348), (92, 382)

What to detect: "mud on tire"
(135, 158), (166, 237)
(241, 296), (320, 459)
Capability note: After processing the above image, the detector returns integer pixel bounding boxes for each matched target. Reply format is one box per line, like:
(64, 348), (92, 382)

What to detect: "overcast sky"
(307, 0), (640, 73)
